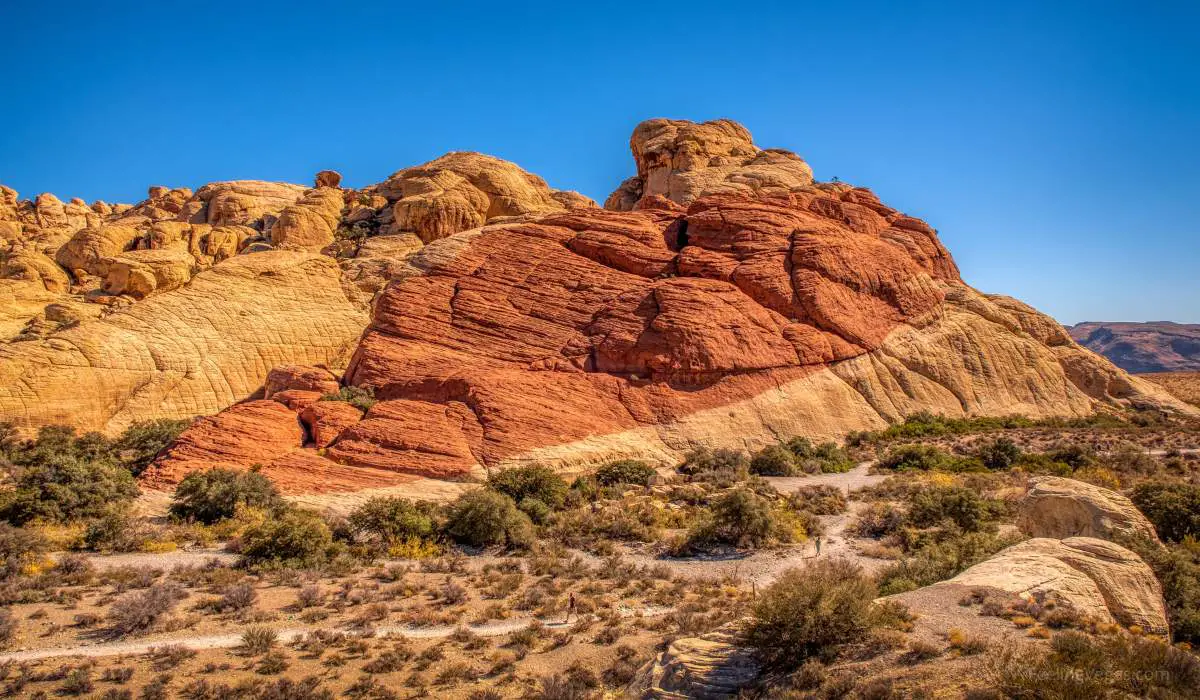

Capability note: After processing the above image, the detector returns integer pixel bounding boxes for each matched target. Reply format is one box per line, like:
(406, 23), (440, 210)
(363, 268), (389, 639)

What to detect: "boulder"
(379, 152), (569, 242)
(1, 248), (71, 293)
(315, 170), (343, 188)
(604, 118), (814, 210)
(55, 225), (139, 277)
(101, 248), (195, 298)
(194, 180), (308, 227)
(300, 400), (363, 448)
(1017, 476), (1161, 543)
(270, 187), (344, 251)
(627, 623), (759, 699)
(942, 537), (1168, 634)
(263, 364), (341, 399)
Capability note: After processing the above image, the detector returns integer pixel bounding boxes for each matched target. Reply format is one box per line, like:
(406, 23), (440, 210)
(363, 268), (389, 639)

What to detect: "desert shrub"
(989, 629), (1200, 698)
(170, 468), (281, 524)
(1131, 482), (1200, 543)
(444, 490), (534, 549)
(0, 426), (139, 525)
(240, 508), (336, 568)
(241, 625), (278, 655)
(0, 522), (46, 580)
(974, 437), (1021, 470)
(1103, 443), (1159, 477)
(876, 530), (1023, 595)
(1044, 442), (1096, 470)
(0, 608), (16, 647)
(786, 437), (855, 473)
(750, 444), (797, 476)
(744, 559), (890, 670)
(319, 385), (376, 412)
(221, 582), (258, 612)
(60, 667), (94, 695)
(678, 447), (749, 484)
(1121, 534), (1200, 645)
(548, 499), (663, 550)
(876, 444), (960, 472)
(108, 582), (183, 635)
(846, 412), (1035, 445)
(346, 496), (439, 553)
(787, 485), (848, 515)
(594, 460), (656, 487)
(681, 488), (799, 552)
(850, 502), (906, 538)
(112, 419), (190, 476)
(906, 486), (998, 532)
(83, 510), (147, 552)
(487, 465), (568, 518)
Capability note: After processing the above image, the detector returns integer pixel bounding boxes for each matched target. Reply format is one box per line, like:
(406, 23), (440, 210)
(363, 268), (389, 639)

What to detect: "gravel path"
(0, 605), (674, 662)
(60, 549), (239, 571)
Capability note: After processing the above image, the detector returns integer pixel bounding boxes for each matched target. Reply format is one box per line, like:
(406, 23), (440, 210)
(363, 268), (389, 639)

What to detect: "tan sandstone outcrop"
(376, 152), (585, 242)
(936, 537), (1167, 633)
(100, 248), (195, 298)
(627, 623), (758, 699)
(1017, 476), (1161, 543)
(605, 118), (815, 210)
(195, 180), (308, 228)
(270, 187), (344, 251)
(0, 251), (367, 435)
(141, 119), (1191, 494)
(55, 225), (140, 278)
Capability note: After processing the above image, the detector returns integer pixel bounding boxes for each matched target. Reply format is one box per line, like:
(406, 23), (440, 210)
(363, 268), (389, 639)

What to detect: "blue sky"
(2, 1), (1197, 324)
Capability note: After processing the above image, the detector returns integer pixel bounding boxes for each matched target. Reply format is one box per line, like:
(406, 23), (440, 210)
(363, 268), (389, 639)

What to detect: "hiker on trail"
(565, 592), (576, 624)
(815, 535), (822, 556)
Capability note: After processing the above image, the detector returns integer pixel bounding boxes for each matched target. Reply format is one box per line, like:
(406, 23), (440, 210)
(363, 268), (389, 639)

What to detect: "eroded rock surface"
(1017, 476), (1161, 543)
(627, 623), (758, 699)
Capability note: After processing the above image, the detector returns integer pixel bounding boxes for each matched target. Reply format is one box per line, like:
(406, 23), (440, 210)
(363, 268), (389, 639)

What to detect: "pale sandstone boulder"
(378, 152), (570, 242)
(202, 225), (256, 262)
(270, 187), (344, 251)
(1017, 476), (1160, 543)
(627, 623), (758, 699)
(55, 225), (139, 277)
(605, 118), (814, 210)
(194, 180), (308, 227)
(941, 537), (1167, 633)
(1, 247), (71, 293)
(101, 248), (195, 298)
(0, 251), (368, 435)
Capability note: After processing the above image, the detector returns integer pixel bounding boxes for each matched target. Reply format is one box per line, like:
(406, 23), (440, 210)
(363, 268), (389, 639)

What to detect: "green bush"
(849, 502), (906, 538)
(681, 488), (797, 552)
(990, 628), (1200, 698)
(170, 468), (281, 524)
(240, 508), (337, 568)
(876, 529), (1023, 595)
(486, 465), (568, 515)
(444, 490), (534, 549)
(0, 522), (46, 581)
(678, 447), (749, 485)
(319, 385), (376, 412)
(1130, 482), (1200, 543)
(1044, 443), (1096, 470)
(749, 444), (797, 476)
(743, 559), (887, 670)
(906, 486), (998, 532)
(787, 484), (848, 516)
(974, 437), (1021, 470)
(594, 460), (657, 487)
(84, 510), (146, 552)
(786, 437), (855, 473)
(1120, 535), (1200, 645)
(875, 444), (958, 472)
(346, 496), (439, 552)
(112, 419), (190, 475)
(0, 426), (139, 525)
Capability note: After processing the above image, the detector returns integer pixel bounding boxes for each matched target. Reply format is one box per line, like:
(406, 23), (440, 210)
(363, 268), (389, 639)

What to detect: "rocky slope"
(1070, 321), (1200, 373)
(2, 118), (1191, 493)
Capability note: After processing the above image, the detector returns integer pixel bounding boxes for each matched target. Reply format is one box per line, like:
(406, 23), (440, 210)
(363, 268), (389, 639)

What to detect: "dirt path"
(0, 605), (674, 663)
(60, 549), (239, 571)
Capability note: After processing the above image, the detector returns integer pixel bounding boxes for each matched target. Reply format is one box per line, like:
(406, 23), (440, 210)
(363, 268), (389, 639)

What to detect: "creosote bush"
(170, 468), (281, 524)
(1131, 481), (1200, 543)
(108, 582), (184, 635)
(744, 559), (897, 670)
(486, 465), (568, 521)
(594, 460), (657, 487)
(346, 496), (440, 554)
(445, 490), (534, 549)
(239, 508), (338, 568)
(318, 385), (376, 412)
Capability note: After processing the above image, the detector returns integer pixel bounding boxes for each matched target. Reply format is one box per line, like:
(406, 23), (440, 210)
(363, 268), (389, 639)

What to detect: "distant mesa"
(1070, 321), (1200, 373)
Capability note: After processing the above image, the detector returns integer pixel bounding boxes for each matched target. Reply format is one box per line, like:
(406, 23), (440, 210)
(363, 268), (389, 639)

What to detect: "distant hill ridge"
(1070, 321), (1200, 373)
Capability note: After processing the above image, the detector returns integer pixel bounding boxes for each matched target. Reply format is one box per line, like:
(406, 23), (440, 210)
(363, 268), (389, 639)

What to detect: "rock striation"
(2, 118), (1193, 497)
(627, 623), (758, 699)
(1017, 476), (1161, 544)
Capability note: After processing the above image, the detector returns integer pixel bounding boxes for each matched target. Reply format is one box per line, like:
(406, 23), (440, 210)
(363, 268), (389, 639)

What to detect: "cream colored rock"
(942, 537), (1167, 633)
(605, 118), (814, 210)
(337, 233), (424, 307)
(0, 251), (368, 435)
(379, 152), (568, 242)
(101, 248), (196, 298)
(627, 623), (758, 699)
(195, 180), (308, 227)
(202, 225), (255, 262)
(270, 187), (343, 251)
(1017, 476), (1161, 543)
(1, 248), (70, 293)
(55, 225), (139, 277)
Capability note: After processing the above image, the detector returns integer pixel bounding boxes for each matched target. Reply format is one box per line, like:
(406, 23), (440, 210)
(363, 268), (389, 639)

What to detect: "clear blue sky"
(3, 1), (1197, 324)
